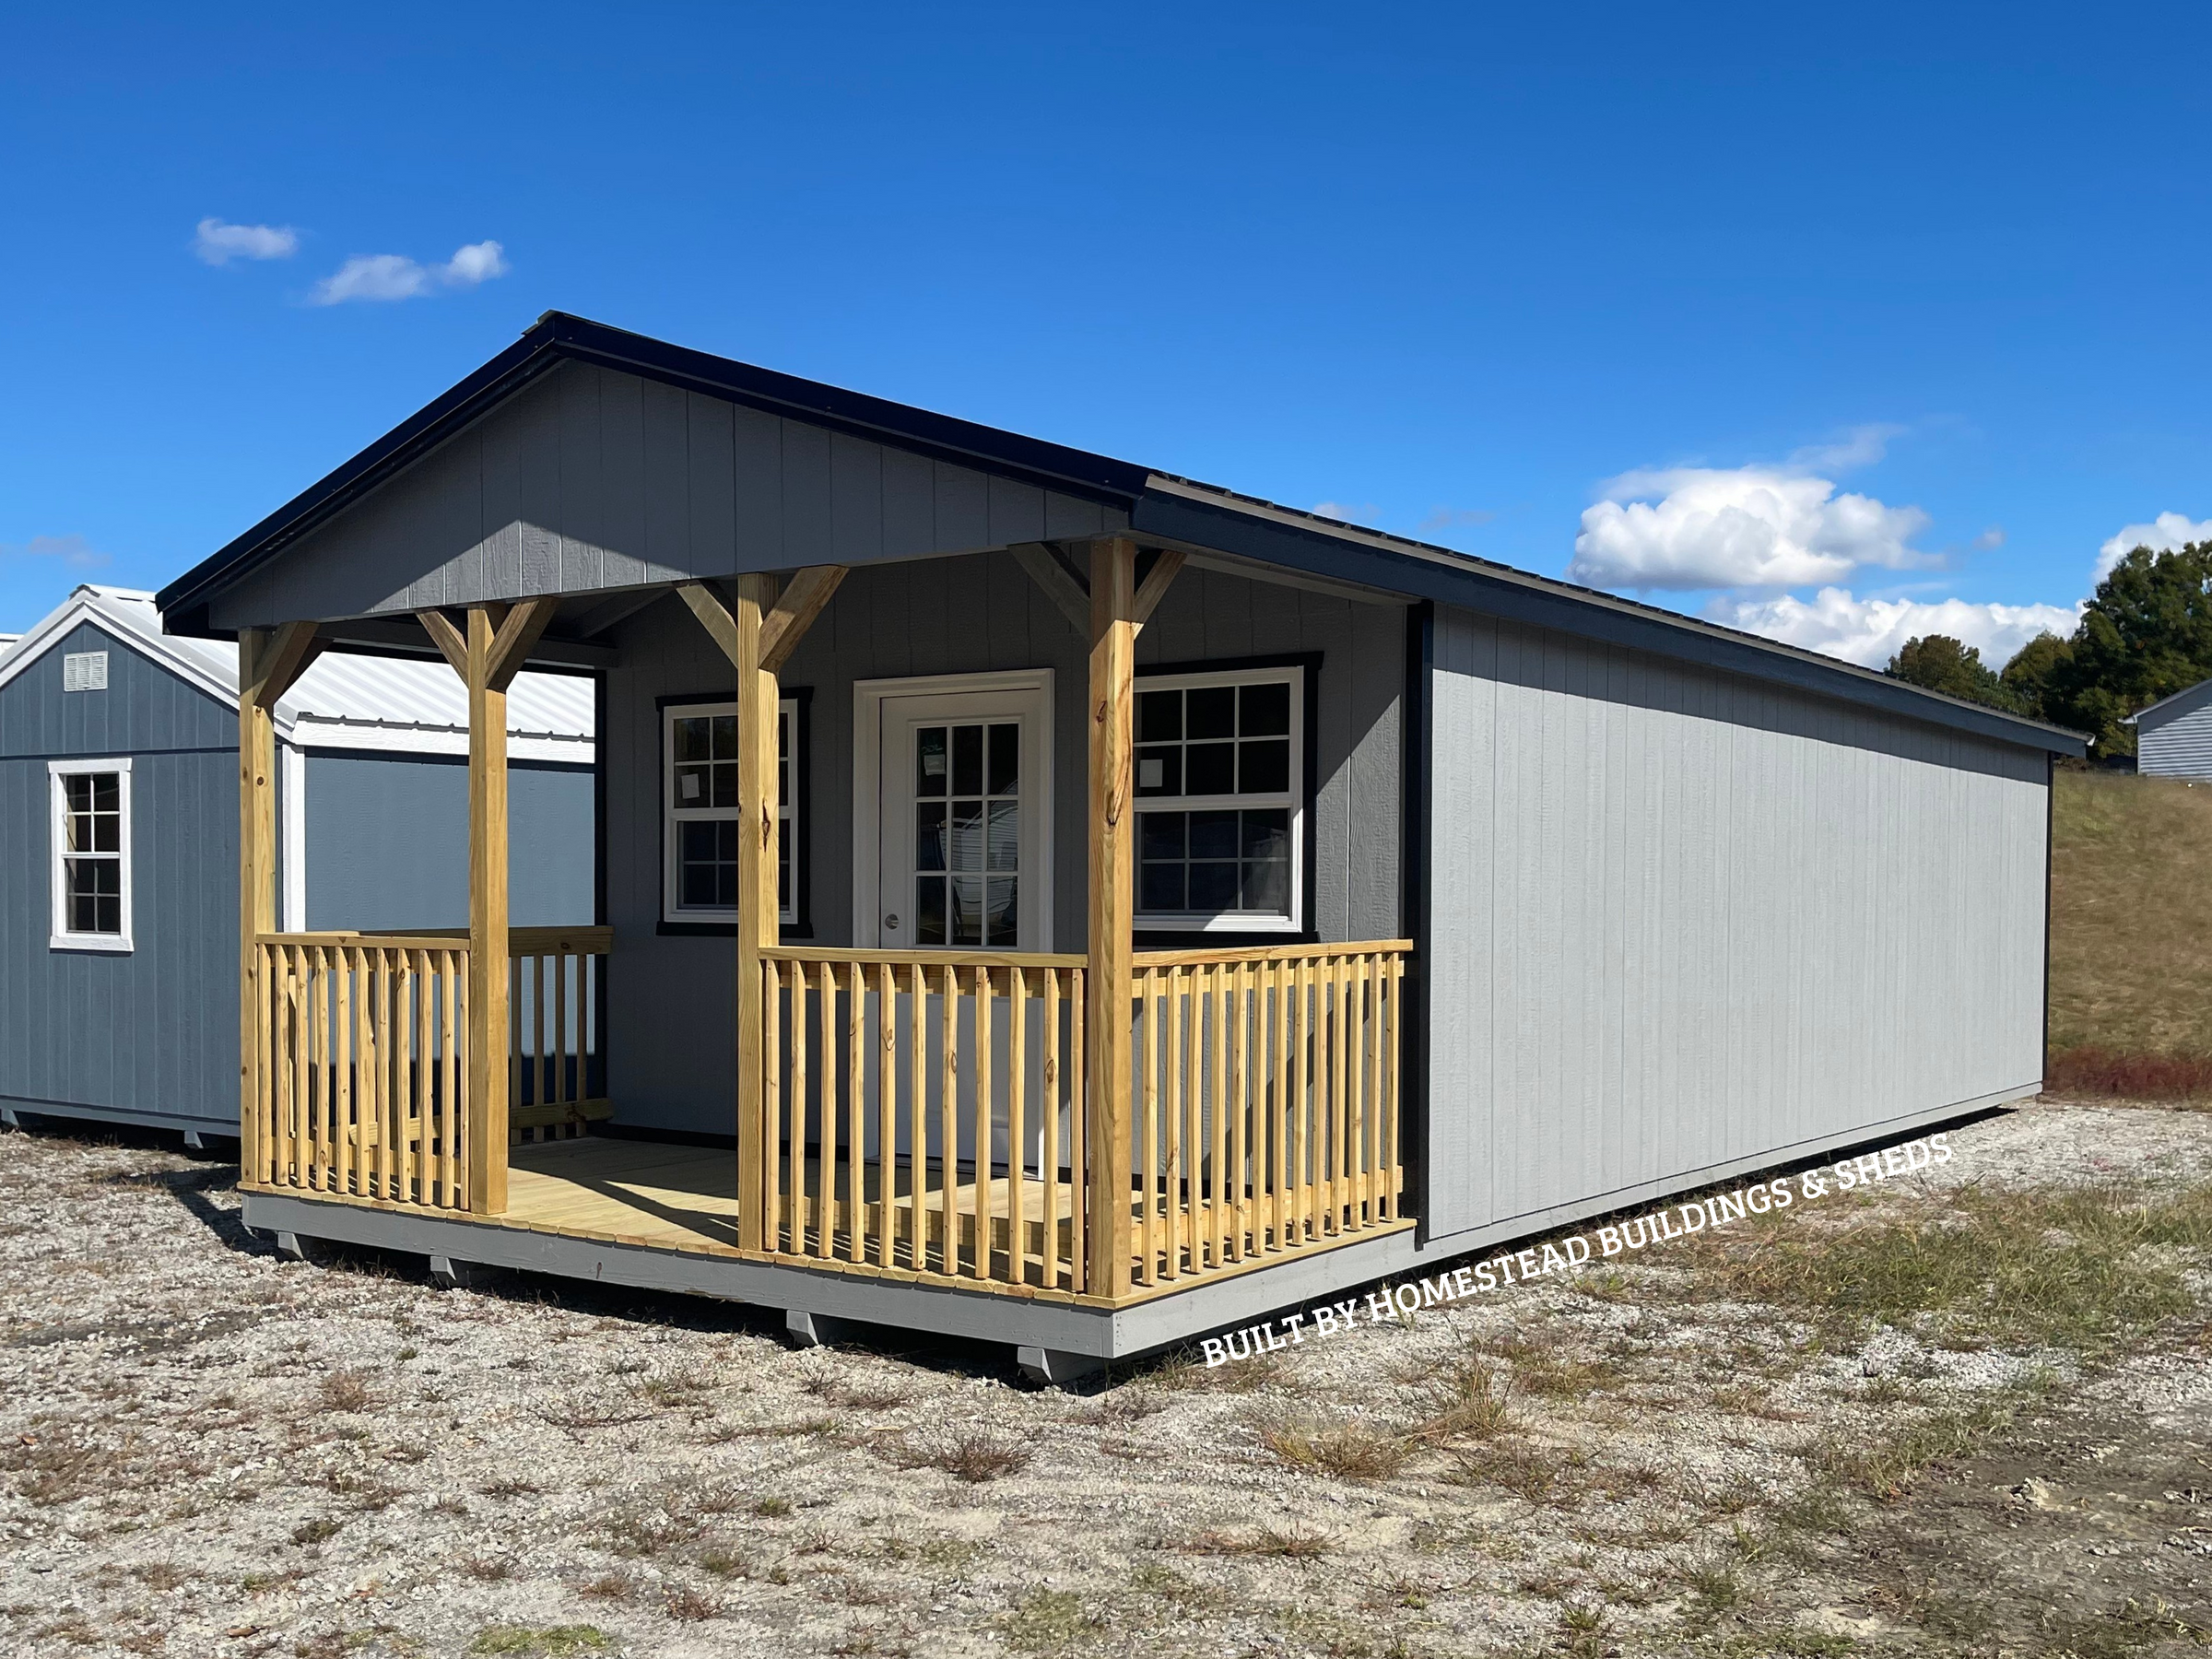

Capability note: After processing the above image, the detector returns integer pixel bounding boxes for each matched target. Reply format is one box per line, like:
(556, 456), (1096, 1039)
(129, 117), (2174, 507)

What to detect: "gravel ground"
(3, 1098), (2208, 1658)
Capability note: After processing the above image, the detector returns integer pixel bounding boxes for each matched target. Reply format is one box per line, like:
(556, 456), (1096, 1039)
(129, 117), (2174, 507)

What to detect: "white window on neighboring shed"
(62, 651), (109, 691)
(662, 699), (799, 926)
(1133, 665), (1304, 933)
(50, 758), (133, 952)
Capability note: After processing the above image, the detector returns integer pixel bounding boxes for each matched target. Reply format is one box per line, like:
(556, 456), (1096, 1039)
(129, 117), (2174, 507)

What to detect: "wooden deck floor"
(508, 1136), (747, 1253)
(506, 1135), (1074, 1270)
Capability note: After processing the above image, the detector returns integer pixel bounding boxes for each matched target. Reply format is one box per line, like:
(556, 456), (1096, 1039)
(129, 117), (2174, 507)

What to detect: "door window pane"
(913, 718), (1022, 947)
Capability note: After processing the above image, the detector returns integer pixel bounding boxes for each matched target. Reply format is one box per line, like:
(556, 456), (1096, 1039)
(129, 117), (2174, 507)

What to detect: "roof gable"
(197, 358), (1127, 632)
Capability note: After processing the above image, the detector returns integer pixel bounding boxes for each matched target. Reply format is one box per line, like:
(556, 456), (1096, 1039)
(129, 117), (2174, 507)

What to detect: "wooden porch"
(232, 539), (1413, 1312)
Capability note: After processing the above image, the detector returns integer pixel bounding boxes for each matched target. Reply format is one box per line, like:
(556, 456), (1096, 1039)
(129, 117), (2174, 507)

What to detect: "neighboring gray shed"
(151, 313), (2086, 1377)
(2129, 676), (2212, 779)
(0, 585), (596, 1141)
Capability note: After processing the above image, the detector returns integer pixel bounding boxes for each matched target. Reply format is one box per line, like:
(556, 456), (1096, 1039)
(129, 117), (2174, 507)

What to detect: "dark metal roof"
(157, 312), (2087, 757)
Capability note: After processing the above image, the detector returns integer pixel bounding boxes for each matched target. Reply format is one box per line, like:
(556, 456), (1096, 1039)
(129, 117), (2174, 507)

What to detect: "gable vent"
(62, 651), (109, 692)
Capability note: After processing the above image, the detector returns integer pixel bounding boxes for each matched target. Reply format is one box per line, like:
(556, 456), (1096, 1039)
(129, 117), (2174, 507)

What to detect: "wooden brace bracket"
(246, 620), (324, 711)
(1016, 541), (1183, 635)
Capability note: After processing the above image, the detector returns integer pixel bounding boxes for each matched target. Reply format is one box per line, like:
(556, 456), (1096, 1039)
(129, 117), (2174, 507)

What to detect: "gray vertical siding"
(301, 754), (594, 931)
(2136, 681), (2212, 779)
(0, 624), (239, 1127)
(207, 360), (1131, 629)
(601, 552), (1407, 1135)
(1423, 606), (2049, 1243)
(1, 621), (598, 1133)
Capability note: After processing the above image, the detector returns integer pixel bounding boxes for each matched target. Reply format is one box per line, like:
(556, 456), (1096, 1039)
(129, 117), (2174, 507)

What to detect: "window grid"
(50, 759), (132, 950)
(1132, 667), (1302, 931)
(664, 700), (798, 926)
(912, 719), (1020, 947)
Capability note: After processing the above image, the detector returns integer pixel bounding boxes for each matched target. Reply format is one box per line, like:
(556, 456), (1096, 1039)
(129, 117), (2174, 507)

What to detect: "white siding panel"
(2138, 683), (2212, 778)
(1425, 606), (2048, 1241)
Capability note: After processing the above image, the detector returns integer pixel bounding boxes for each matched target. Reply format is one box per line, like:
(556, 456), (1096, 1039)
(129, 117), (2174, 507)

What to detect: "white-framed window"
(1134, 665), (1303, 932)
(50, 758), (134, 952)
(663, 699), (799, 926)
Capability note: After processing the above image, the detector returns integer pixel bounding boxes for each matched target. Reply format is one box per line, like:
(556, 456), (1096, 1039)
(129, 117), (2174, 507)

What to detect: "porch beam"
(1130, 548), (1187, 628)
(1010, 542), (1093, 635)
(759, 565), (847, 675)
(1086, 535), (1139, 1299)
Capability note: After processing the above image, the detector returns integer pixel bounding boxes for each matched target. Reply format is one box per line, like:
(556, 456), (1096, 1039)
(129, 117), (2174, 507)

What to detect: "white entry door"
(865, 675), (1053, 953)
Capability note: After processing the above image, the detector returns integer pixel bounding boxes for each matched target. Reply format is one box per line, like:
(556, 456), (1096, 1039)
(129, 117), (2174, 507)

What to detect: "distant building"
(0, 585), (595, 1143)
(2130, 677), (2212, 779)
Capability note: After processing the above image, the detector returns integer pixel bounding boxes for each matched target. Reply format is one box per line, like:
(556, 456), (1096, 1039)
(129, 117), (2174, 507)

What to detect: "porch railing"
(1128, 942), (1408, 1287)
(246, 926), (610, 1208)
(758, 939), (1409, 1297)
(760, 948), (1089, 1291)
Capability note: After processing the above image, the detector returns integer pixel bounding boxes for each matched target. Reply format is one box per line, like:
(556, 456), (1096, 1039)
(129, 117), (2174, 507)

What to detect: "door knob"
(885, 914), (900, 930)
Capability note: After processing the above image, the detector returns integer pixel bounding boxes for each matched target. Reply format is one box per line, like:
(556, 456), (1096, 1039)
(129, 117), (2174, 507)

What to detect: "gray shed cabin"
(1, 584), (596, 1145)
(2129, 677), (2212, 779)
(154, 313), (2084, 1380)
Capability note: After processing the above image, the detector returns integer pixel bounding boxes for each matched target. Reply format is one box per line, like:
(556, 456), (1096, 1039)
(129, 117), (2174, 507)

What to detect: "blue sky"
(5, 3), (2208, 665)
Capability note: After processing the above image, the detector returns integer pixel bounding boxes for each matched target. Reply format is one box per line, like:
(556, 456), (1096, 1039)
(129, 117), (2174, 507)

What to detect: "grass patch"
(2047, 1045), (2212, 1101)
(1154, 1350), (1289, 1393)
(2050, 771), (2212, 1058)
(315, 1370), (372, 1413)
(1444, 1441), (1594, 1504)
(1697, 1180), (2212, 1355)
(1255, 1416), (1412, 1480)
(1810, 1397), (2018, 1502)
(1407, 1348), (1515, 1442)
(998, 1588), (1102, 1653)
(883, 1428), (1033, 1483)
(802, 1372), (911, 1411)
(1185, 1522), (1335, 1559)
(470, 1630), (612, 1657)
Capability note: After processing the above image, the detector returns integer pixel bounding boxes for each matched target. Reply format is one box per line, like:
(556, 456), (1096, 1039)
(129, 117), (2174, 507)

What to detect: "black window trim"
(653, 686), (813, 940)
(1131, 651), (1322, 950)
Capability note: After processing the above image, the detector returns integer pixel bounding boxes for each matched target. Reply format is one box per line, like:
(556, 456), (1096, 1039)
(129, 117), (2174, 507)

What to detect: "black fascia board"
(158, 312), (1151, 637)
(1131, 486), (2089, 758)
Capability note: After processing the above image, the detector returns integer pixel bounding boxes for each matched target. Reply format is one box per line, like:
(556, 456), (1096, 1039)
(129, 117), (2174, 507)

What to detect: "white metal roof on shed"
(0, 586), (594, 764)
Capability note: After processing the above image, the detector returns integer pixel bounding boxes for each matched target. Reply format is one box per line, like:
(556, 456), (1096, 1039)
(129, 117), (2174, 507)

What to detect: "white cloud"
(441, 240), (508, 286)
(2095, 511), (2212, 582)
(194, 218), (299, 265)
(0, 533), (110, 569)
(311, 239), (510, 305)
(1971, 525), (2005, 551)
(1571, 465), (1934, 592)
(1714, 587), (2079, 670)
(1310, 500), (1381, 524)
(1785, 422), (1904, 473)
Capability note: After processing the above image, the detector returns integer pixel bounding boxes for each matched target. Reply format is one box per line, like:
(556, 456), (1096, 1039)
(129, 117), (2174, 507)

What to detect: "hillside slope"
(2050, 769), (2212, 1061)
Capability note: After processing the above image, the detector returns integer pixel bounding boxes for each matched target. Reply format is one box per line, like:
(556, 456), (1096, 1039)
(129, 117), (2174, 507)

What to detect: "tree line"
(1881, 542), (2212, 758)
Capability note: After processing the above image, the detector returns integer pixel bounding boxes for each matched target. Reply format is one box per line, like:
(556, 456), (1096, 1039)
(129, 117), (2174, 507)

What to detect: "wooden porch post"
(418, 599), (558, 1217)
(464, 606), (512, 1215)
(676, 568), (846, 1253)
(238, 623), (320, 1183)
(1086, 536), (1138, 1298)
(733, 574), (774, 1253)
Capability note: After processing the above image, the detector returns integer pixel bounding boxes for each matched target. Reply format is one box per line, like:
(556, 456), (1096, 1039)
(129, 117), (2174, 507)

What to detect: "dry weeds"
(3, 1100), (2209, 1657)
